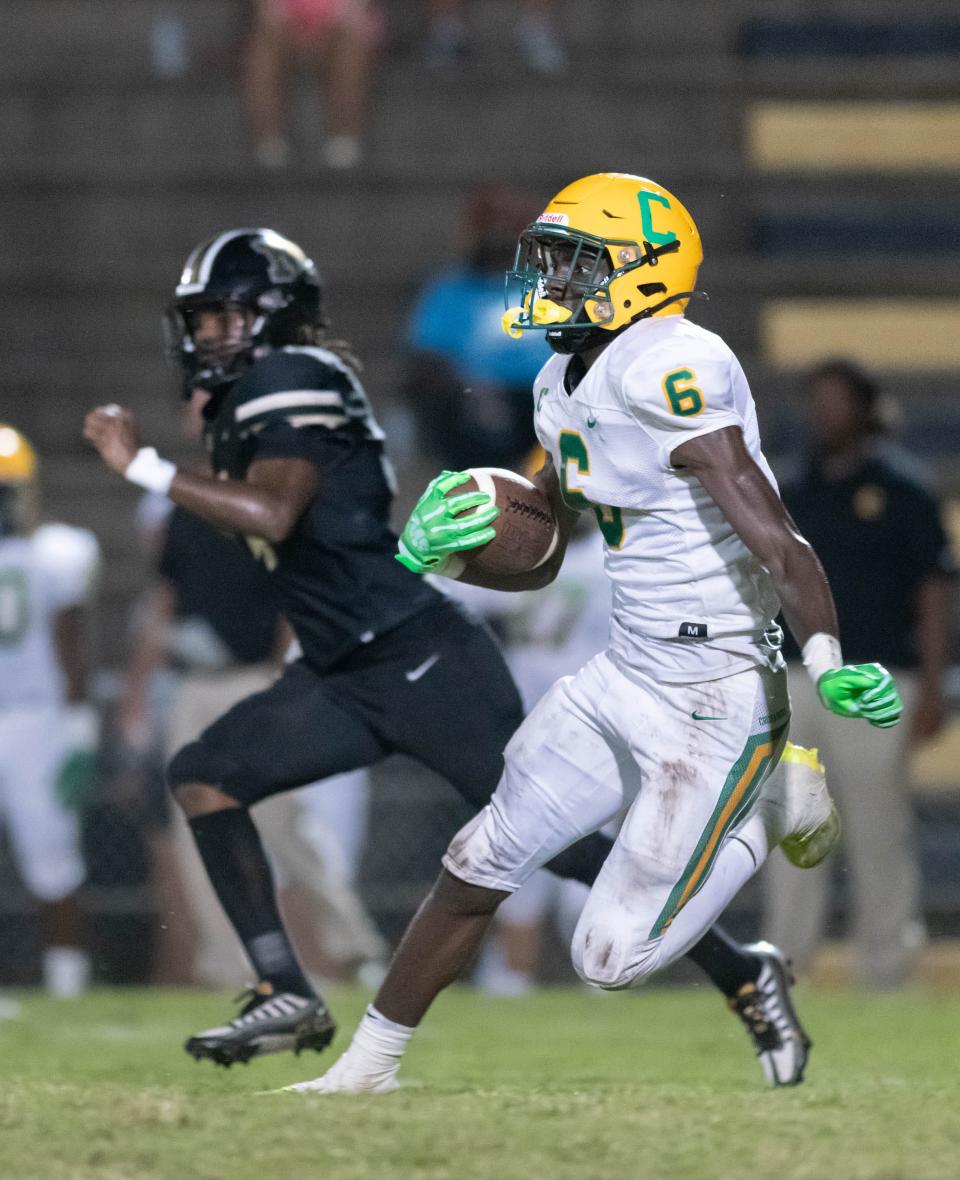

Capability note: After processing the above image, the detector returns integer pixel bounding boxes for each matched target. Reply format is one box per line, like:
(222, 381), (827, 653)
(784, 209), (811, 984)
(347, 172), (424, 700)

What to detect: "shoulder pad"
(230, 349), (354, 433)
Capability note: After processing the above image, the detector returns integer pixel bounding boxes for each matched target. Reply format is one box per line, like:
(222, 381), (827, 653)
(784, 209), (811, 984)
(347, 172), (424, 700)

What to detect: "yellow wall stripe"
(749, 102), (960, 171)
(763, 300), (960, 370)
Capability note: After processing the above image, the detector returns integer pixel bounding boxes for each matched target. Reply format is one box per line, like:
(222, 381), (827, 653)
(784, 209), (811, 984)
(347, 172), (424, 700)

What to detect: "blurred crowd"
(147, 1), (573, 172)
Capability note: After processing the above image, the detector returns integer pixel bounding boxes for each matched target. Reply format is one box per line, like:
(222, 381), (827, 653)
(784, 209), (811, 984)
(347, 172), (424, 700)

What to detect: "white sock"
(341, 1006), (414, 1076)
(44, 946), (91, 999)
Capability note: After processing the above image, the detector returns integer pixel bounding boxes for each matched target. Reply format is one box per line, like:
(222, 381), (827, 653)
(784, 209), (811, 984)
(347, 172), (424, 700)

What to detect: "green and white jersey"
(0, 524), (100, 710)
(532, 315), (782, 684)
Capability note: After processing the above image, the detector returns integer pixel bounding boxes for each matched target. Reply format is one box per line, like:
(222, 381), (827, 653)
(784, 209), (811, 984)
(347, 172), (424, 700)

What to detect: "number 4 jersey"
(533, 314), (783, 685)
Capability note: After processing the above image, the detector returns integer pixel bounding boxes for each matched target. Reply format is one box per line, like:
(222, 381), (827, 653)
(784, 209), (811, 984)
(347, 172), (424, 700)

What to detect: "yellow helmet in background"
(0, 425), (37, 485)
(504, 172), (703, 354)
(0, 425), (39, 536)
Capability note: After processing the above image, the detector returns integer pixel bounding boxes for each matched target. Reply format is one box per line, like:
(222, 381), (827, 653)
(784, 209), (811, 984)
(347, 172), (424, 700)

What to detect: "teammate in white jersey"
(0, 426), (99, 997)
(288, 174), (903, 1094)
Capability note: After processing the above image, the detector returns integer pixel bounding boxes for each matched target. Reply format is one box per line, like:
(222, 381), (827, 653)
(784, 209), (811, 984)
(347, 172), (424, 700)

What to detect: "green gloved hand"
(396, 470), (499, 575)
(817, 663), (902, 728)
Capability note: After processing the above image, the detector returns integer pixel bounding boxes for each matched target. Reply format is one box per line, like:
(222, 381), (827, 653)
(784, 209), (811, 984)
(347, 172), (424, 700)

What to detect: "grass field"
(3, 985), (960, 1180)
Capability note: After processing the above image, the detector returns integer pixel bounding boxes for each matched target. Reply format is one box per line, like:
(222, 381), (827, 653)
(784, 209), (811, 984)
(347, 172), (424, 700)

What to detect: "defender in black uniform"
(83, 229), (612, 1065)
(84, 230), (799, 1074)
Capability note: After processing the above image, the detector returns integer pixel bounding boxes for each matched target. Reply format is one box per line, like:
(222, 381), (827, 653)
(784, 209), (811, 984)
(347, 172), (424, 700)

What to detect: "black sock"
(685, 924), (762, 997)
(187, 808), (314, 997)
(545, 831), (614, 886)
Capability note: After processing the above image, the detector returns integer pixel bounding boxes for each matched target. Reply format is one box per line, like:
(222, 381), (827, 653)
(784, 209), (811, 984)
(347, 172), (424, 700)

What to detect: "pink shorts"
(271, 0), (383, 42)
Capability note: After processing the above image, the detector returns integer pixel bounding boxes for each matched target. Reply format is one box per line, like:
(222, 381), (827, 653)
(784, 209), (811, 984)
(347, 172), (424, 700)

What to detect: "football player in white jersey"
(287, 174), (902, 1094)
(0, 426), (99, 997)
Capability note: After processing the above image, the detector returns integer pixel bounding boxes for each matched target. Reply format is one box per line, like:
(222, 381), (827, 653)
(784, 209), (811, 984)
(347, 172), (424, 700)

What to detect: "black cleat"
(185, 983), (336, 1068)
(728, 941), (812, 1087)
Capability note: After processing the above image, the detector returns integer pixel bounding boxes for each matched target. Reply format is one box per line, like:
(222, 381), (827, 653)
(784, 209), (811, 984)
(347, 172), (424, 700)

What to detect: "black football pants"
(167, 599), (614, 887)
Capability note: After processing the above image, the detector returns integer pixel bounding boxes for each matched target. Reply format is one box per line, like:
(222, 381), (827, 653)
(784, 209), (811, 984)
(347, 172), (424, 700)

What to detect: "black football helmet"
(164, 228), (325, 399)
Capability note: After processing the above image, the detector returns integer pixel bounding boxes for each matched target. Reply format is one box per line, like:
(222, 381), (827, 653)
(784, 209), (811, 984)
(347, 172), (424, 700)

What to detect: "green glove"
(817, 663), (902, 728)
(396, 470), (499, 575)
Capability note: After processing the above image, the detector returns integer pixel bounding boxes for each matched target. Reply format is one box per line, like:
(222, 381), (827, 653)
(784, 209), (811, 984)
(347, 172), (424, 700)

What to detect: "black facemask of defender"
(163, 298), (268, 406)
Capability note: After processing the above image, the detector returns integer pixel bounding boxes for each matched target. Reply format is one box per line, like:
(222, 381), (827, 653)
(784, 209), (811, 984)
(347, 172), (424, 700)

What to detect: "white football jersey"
(0, 524), (100, 710)
(533, 314), (782, 684)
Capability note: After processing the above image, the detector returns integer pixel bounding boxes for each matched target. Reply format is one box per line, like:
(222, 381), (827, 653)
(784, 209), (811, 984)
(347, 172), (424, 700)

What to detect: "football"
(449, 466), (559, 576)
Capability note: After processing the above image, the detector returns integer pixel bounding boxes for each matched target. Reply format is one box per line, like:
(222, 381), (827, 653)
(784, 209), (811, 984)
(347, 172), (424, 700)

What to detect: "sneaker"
(185, 982), (335, 1068)
(282, 1048), (400, 1095)
(44, 946), (91, 999)
(728, 941), (811, 1087)
(764, 742), (841, 869)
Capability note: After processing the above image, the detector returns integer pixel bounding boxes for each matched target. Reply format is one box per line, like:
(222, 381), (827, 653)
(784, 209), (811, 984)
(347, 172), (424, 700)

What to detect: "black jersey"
(781, 449), (954, 669)
(205, 345), (440, 670)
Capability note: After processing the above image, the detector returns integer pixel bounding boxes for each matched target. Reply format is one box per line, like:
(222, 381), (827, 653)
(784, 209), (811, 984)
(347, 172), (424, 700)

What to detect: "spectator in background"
(242, 0), (384, 170)
(120, 392), (386, 986)
(423, 0), (566, 73)
(401, 185), (550, 471)
(763, 360), (955, 988)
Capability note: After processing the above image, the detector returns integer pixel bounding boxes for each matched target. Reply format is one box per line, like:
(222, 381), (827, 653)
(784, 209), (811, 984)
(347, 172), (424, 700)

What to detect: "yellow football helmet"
(0, 425), (39, 536)
(503, 172), (703, 353)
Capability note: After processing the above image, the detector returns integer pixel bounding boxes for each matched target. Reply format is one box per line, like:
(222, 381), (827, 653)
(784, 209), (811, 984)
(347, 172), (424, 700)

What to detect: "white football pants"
(0, 706), (85, 901)
(444, 651), (789, 989)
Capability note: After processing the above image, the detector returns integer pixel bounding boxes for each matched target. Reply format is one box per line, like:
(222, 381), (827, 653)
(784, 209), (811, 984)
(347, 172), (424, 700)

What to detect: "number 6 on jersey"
(662, 368), (704, 417)
(558, 431), (624, 548)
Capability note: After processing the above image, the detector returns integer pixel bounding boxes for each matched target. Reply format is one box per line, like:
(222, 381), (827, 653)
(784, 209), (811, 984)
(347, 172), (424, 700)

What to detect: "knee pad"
(571, 917), (661, 990)
(442, 806), (522, 893)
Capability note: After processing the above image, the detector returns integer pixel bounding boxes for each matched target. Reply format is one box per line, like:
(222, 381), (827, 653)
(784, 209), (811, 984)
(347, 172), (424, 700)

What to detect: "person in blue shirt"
(402, 185), (550, 469)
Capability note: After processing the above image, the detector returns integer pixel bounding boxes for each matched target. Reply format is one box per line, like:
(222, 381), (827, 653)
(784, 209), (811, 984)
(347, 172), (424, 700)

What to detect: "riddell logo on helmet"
(537, 212), (569, 225)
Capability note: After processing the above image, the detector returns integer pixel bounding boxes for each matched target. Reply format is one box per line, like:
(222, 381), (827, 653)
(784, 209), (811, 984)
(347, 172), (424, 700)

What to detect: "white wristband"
(802, 632), (843, 686)
(435, 554), (466, 580)
(124, 447), (177, 495)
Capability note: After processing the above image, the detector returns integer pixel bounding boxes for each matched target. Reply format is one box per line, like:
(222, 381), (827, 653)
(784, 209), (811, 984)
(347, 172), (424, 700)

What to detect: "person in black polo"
(764, 359), (955, 987)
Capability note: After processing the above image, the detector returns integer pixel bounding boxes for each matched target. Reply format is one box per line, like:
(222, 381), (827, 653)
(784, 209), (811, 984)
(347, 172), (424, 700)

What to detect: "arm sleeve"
(622, 344), (744, 466)
(248, 419), (349, 465)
